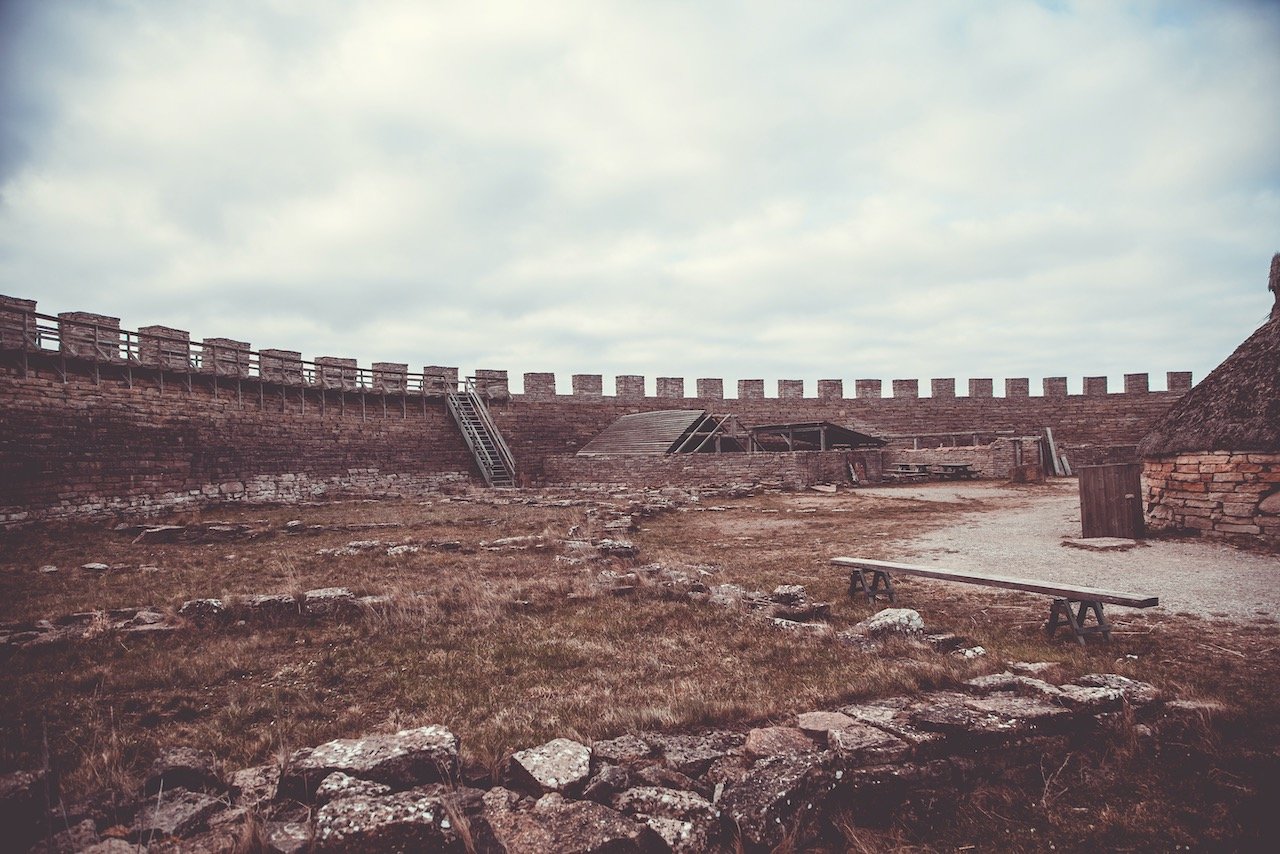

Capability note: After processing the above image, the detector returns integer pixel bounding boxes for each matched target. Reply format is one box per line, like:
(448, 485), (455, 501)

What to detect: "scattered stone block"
(646, 731), (743, 778)
(145, 746), (222, 795)
(1061, 537), (1140, 551)
(851, 608), (925, 637)
(828, 723), (911, 765)
(720, 751), (839, 850)
(483, 789), (662, 853)
(242, 593), (299, 621)
(909, 692), (1071, 743)
(506, 738), (592, 796)
(770, 602), (831, 621)
(744, 727), (816, 759)
(592, 734), (654, 766)
(264, 821), (312, 854)
(229, 764), (279, 808)
(302, 587), (357, 618)
(1056, 685), (1125, 713)
(281, 725), (459, 800)
(796, 711), (856, 744)
(132, 525), (186, 544)
(178, 599), (226, 624)
(964, 672), (1062, 699)
(315, 771), (392, 805)
(771, 585), (806, 605)
(129, 788), (223, 841)
(580, 764), (631, 804)
(612, 786), (718, 852)
(595, 538), (638, 559)
(312, 786), (461, 852)
(838, 698), (947, 752)
(1073, 673), (1161, 706)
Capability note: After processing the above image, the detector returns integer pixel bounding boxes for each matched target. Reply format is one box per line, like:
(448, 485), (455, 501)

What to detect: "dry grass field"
(2, 486), (1277, 851)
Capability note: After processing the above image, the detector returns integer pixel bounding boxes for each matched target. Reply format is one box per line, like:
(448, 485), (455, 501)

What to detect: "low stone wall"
(539, 451), (882, 490)
(1143, 451), (1280, 548)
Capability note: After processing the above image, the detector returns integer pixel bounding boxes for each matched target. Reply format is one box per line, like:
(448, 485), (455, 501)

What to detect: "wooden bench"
(830, 557), (1159, 645)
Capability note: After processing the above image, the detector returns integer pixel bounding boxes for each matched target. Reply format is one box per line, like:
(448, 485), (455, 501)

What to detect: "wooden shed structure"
(577, 410), (884, 456)
(1138, 254), (1280, 548)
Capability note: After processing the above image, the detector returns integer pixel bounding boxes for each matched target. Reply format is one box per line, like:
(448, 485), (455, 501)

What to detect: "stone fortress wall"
(0, 294), (1190, 523)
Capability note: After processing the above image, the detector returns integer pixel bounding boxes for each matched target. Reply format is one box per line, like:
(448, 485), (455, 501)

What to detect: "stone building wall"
(1142, 452), (1280, 547)
(881, 438), (1025, 479)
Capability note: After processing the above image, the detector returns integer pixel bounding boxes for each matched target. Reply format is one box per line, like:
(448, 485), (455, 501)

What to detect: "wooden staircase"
(446, 379), (516, 488)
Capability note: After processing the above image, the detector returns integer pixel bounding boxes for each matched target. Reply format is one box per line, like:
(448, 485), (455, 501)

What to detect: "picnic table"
(936, 463), (977, 480)
(886, 464), (931, 482)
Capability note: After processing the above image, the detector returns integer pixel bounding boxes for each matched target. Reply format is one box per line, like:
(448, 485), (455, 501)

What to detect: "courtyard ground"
(0, 479), (1276, 851)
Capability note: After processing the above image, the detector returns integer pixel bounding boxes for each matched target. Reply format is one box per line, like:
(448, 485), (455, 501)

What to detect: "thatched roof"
(1139, 255), (1280, 457)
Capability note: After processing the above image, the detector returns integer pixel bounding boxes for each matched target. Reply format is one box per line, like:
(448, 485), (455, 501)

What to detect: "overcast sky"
(2, 1), (1277, 395)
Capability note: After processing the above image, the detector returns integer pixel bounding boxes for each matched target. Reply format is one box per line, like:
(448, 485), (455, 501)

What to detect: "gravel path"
(858, 481), (1280, 622)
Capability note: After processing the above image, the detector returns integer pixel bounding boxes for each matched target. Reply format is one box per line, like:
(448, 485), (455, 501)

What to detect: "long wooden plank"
(830, 557), (1158, 608)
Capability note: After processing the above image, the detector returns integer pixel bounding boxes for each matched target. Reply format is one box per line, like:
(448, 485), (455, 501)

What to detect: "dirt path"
(856, 480), (1280, 622)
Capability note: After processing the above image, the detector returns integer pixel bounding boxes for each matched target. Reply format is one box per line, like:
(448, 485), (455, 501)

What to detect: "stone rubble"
(4, 668), (1214, 853)
(506, 738), (593, 796)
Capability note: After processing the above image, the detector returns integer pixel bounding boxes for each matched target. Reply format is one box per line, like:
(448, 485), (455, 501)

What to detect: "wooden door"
(1079, 463), (1145, 539)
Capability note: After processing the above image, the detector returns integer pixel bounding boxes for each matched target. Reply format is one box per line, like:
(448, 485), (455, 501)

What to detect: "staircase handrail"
(463, 377), (517, 481)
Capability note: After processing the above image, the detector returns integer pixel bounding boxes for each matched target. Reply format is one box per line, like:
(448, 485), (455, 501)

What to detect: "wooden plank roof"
(578, 410), (708, 456)
(748, 421), (886, 448)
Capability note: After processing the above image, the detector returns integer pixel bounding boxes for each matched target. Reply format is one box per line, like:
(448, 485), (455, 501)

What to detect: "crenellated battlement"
(510, 371), (1192, 400)
(0, 292), (1198, 524)
(0, 294), (1193, 402)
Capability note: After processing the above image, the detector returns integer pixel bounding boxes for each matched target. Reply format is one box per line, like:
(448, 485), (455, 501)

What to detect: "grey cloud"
(2, 1), (1278, 390)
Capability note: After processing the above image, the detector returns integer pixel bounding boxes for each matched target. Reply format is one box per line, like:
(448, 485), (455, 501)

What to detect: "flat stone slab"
(282, 725), (459, 799)
(302, 587), (357, 617)
(313, 787), (458, 852)
(1057, 685), (1125, 713)
(592, 734), (653, 765)
(483, 788), (662, 853)
(645, 731), (743, 778)
(796, 711), (855, 742)
(130, 788), (223, 840)
(744, 726), (816, 759)
(229, 764), (279, 808)
(507, 738), (592, 795)
(1073, 673), (1161, 706)
(828, 722), (911, 765)
(612, 787), (717, 852)
(1061, 537), (1141, 551)
(315, 771), (392, 804)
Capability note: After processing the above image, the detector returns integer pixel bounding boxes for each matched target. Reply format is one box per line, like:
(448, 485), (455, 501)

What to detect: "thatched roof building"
(1137, 254), (1280, 458)
(1140, 254), (1280, 548)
